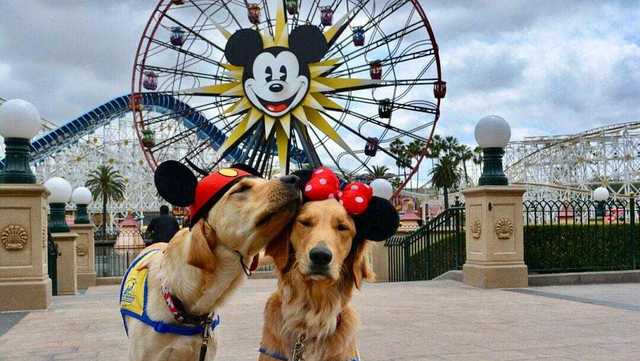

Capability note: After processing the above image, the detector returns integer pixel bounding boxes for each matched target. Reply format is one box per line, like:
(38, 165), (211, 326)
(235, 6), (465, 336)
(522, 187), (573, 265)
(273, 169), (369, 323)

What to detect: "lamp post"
(475, 115), (511, 186)
(593, 186), (609, 220)
(72, 187), (92, 224)
(45, 177), (72, 233)
(0, 99), (41, 184)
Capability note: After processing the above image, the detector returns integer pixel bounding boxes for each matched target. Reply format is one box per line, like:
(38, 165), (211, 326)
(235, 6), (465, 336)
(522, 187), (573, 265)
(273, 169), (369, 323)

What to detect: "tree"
(455, 144), (474, 185)
(370, 165), (390, 178)
(406, 140), (425, 190)
(85, 165), (126, 233)
(389, 138), (406, 176)
(429, 155), (460, 210)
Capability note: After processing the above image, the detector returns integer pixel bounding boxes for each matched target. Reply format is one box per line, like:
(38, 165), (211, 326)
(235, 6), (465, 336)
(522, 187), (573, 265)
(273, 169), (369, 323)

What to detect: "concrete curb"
(528, 270), (640, 286)
(433, 270), (640, 287)
(96, 277), (122, 286)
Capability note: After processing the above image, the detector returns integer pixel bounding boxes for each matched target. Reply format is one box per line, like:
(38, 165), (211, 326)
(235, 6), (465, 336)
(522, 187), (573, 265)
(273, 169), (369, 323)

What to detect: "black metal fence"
(386, 206), (465, 281)
(95, 229), (146, 277)
(523, 197), (640, 273)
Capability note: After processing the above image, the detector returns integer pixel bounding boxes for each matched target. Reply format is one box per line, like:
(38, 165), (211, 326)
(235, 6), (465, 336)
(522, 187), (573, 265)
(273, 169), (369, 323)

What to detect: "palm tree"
(370, 165), (390, 179)
(85, 165), (126, 233)
(456, 144), (474, 185)
(429, 155), (460, 210)
(406, 140), (425, 190)
(389, 138), (406, 176)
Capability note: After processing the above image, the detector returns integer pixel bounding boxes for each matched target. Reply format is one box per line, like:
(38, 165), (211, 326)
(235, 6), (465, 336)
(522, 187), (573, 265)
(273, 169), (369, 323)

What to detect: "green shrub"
(524, 224), (639, 273)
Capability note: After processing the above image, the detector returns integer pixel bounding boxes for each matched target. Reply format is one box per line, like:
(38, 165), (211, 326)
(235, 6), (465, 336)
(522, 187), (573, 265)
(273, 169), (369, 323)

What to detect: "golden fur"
(125, 176), (300, 361)
(259, 199), (372, 361)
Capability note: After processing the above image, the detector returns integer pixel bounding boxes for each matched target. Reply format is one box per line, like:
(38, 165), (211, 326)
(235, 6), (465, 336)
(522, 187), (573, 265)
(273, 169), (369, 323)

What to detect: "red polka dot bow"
(303, 167), (373, 215)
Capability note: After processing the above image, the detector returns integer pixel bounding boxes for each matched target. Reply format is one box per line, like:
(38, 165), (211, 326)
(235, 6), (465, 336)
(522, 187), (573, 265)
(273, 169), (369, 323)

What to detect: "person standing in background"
(144, 205), (179, 245)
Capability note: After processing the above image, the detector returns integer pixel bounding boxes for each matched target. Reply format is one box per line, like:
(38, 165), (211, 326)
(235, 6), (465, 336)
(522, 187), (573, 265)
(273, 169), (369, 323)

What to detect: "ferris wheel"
(132, 0), (444, 189)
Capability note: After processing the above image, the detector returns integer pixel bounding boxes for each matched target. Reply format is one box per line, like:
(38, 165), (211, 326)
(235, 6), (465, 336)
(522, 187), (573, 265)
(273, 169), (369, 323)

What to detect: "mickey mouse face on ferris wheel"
(224, 26), (329, 118)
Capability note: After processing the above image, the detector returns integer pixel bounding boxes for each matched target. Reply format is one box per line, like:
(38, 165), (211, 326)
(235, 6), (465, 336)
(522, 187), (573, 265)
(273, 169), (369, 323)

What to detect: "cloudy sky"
(0, 0), (638, 148)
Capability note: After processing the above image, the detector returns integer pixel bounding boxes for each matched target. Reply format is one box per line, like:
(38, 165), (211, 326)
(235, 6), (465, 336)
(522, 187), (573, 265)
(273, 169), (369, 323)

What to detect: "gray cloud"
(0, 0), (638, 150)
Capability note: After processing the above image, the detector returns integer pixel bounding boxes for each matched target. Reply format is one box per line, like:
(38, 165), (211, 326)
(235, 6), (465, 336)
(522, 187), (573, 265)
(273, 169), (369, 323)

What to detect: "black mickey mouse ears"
(154, 160), (198, 207)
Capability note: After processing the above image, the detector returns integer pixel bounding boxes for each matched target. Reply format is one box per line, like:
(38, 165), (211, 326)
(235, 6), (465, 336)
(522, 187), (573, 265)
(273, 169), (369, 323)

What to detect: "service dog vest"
(119, 249), (220, 336)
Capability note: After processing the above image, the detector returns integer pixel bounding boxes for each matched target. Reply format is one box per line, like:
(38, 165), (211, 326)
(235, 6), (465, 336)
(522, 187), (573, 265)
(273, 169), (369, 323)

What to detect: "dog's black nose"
(279, 174), (300, 186)
(269, 83), (284, 93)
(309, 246), (332, 266)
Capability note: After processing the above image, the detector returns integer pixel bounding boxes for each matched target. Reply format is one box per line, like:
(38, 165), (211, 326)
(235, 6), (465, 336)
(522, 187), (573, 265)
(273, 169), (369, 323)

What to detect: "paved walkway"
(1, 279), (640, 360)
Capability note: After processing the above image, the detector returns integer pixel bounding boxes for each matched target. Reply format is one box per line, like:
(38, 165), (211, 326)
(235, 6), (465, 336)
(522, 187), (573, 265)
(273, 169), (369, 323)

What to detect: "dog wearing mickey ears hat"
(120, 161), (301, 361)
(259, 167), (400, 361)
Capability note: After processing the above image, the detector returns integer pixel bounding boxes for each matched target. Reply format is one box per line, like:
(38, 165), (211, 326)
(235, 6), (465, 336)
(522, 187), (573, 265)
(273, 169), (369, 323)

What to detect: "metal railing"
(386, 206), (465, 281)
(523, 197), (639, 273)
(95, 229), (146, 277)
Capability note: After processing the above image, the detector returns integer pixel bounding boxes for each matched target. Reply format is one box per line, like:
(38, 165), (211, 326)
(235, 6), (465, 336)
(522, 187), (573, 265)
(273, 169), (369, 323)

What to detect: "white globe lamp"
(72, 187), (93, 224)
(371, 178), (393, 200)
(0, 99), (41, 184)
(475, 115), (511, 186)
(44, 177), (72, 232)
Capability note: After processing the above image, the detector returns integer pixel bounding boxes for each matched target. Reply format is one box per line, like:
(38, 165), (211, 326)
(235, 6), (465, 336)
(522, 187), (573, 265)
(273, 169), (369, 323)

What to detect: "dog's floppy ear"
(154, 160), (197, 207)
(265, 227), (292, 272)
(289, 25), (328, 63)
(187, 220), (218, 273)
(349, 241), (374, 290)
(353, 197), (400, 242)
(225, 28), (263, 67)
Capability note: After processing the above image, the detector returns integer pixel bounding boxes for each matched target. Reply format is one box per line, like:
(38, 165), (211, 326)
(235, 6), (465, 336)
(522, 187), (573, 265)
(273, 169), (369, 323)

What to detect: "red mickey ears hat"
(154, 161), (259, 227)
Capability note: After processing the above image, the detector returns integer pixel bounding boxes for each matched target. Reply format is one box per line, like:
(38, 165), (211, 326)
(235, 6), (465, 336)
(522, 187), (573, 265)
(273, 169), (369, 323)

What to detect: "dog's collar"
(161, 283), (215, 326)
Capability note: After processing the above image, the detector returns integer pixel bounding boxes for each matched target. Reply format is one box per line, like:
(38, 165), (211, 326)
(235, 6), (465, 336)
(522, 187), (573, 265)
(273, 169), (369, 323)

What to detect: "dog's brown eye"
(337, 224), (350, 231)
(298, 219), (312, 227)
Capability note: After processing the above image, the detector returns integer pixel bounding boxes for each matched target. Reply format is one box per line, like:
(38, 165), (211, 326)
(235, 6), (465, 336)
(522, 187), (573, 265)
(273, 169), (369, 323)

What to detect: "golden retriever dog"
(258, 175), (399, 361)
(120, 161), (301, 361)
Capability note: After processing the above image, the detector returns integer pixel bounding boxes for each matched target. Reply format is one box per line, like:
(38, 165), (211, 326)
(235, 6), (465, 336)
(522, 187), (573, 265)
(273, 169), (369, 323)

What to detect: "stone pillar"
(0, 184), (52, 311)
(51, 232), (78, 295)
(369, 241), (389, 282)
(69, 224), (96, 289)
(462, 186), (528, 288)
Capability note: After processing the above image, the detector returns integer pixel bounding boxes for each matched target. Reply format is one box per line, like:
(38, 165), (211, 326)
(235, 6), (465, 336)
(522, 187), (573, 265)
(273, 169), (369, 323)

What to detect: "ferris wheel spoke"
(318, 110), (408, 166)
(307, 124), (352, 178)
(142, 99), (236, 127)
(142, 64), (231, 83)
(330, 107), (430, 142)
(293, 121), (322, 167)
(162, 13), (225, 53)
(331, 45), (433, 78)
(325, 0), (410, 59)
(261, 0), (274, 37)
(146, 37), (225, 69)
(222, 1), (243, 29)
(304, 0), (322, 24)
(328, 93), (438, 114)
(323, 78), (438, 94)
(150, 127), (200, 152)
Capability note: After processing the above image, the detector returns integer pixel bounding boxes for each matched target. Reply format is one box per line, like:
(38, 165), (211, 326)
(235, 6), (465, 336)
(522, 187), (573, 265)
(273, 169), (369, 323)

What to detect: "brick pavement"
(1, 279), (640, 361)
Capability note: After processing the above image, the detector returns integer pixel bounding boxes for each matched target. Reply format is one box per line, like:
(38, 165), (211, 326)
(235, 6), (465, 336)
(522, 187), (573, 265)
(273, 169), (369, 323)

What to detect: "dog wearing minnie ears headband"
(120, 161), (301, 361)
(259, 168), (400, 361)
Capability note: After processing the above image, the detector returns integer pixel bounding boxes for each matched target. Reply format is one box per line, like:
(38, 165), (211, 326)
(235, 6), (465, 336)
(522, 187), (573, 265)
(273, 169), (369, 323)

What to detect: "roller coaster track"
(505, 120), (640, 172)
(0, 93), (242, 169)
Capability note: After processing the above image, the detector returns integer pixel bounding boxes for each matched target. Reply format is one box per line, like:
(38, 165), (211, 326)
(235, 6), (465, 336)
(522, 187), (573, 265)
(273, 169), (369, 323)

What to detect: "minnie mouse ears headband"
(154, 161), (260, 227)
(293, 167), (400, 242)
